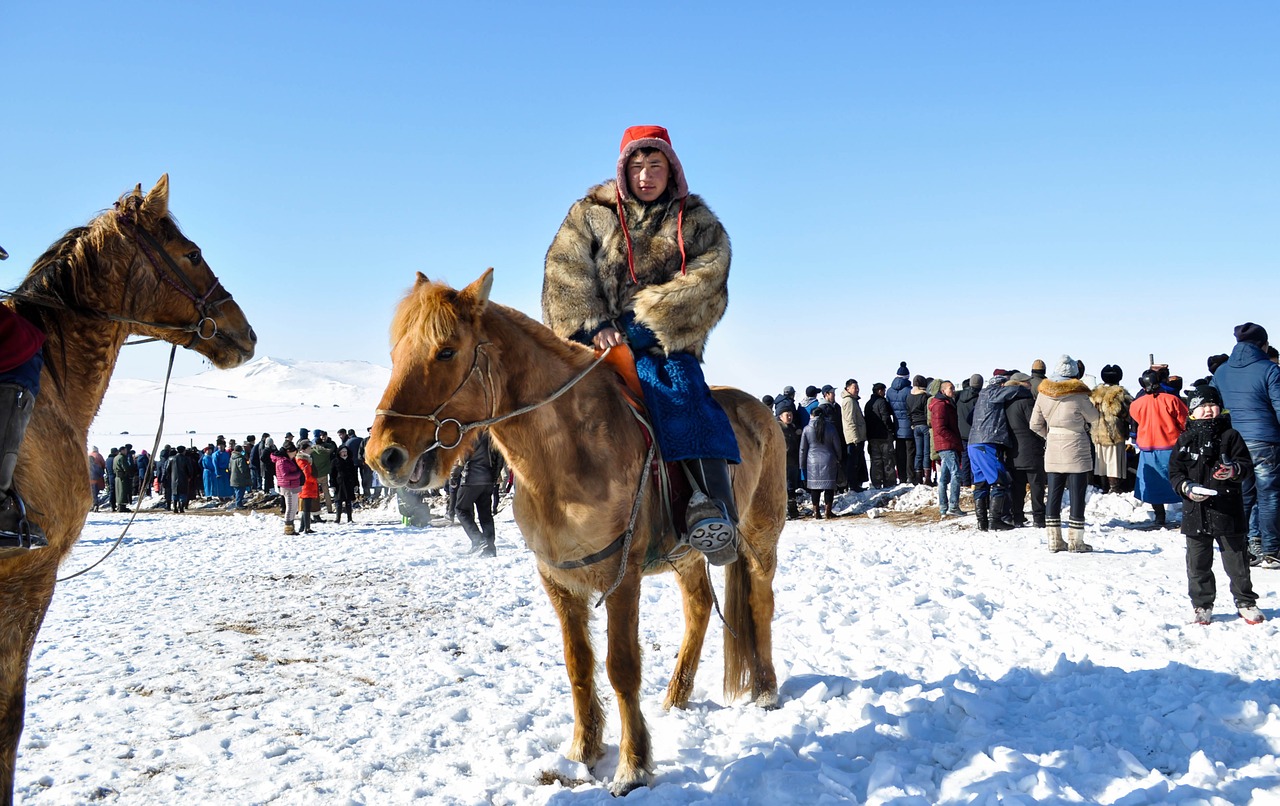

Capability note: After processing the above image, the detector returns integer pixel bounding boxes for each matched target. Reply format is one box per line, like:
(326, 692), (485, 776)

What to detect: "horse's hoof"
(609, 772), (651, 797)
(755, 690), (780, 710)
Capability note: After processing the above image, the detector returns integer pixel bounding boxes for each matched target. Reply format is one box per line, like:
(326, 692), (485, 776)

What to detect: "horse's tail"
(722, 556), (757, 701)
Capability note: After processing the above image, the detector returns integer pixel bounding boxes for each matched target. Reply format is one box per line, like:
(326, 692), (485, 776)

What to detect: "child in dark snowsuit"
(1168, 385), (1264, 626)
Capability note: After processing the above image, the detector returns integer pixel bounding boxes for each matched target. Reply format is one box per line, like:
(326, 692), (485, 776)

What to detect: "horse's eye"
(186, 250), (202, 265)
(436, 348), (456, 361)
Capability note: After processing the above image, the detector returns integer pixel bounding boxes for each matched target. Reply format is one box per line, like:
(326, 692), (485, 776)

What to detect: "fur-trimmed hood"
(542, 180), (730, 360)
(1036, 378), (1091, 399)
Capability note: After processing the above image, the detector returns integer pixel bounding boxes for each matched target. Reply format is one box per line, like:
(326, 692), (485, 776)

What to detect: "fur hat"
(1186, 384), (1223, 413)
(1100, 364), (1123, 384)
(1208, 353), (1230, 375)
(616, 125), (689, 202)
(1049, 355), (1079, 382)
(1031, 359), (1046, 373)
(1235, 322), (1268, 345)
(896, 362), (910, 378)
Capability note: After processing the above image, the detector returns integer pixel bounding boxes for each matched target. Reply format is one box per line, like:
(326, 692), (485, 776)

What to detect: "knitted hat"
(1031, 359), (1046, 373)
(1100, 364), (1123, 384)
(774, 398), (796, 417)
(1235, 322), (1268, 345)
(896, 362), (910, 378)
(1049, 355), (1079, 382)
(616, 125), (689, 202)
(1186, 384), (1223, 413)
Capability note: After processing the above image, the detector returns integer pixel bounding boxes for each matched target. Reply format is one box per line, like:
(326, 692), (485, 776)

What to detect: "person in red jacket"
(0, 245), (48, 553)
(929, 380), (963, 517)
(1130, 369), (1189, 528)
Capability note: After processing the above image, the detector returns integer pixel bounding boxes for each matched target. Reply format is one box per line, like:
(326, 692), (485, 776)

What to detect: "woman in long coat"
(543, 125), (738, 565)
(332, 446), (359, 523)
(800, 403), (844, 519)
(1031, 355), (1099, 553)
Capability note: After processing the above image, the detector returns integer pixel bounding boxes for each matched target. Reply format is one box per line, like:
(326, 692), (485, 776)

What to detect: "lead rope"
(595, 433), (657, 608)
(57, 343), (178, 582)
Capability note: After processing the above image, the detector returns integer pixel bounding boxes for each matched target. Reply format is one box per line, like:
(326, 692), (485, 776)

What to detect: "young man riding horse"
(0, 246), (46, 555)
(542, 125), (740, 565)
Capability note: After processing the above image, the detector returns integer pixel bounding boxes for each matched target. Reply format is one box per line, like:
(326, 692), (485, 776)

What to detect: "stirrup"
(0, 495), (47, 557)
(684, 491), (738, 566)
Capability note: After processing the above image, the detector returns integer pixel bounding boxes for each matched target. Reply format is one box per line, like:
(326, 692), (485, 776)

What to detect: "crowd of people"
(87, 427), (386, 535)
(766, 322), (1280, 626)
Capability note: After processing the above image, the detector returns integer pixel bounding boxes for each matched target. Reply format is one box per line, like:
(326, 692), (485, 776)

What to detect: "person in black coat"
(1168, 385), (1263, 625)
(956, 374), (982, 487)
(456, 431), (504, 557)
(863, 383), (897, 489)
(332, 446), (360, 523)
(775, 399), (803, 519)
(1004, 374), (1046, 527)
(168, 446), (192, 513)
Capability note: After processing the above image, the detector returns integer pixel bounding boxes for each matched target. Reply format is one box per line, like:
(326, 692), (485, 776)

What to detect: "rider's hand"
(592, 327), (625, 350)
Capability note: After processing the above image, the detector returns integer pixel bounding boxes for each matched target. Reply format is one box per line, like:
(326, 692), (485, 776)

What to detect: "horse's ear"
(415, 271), (430, 285)
(461, 268), (494, 311)
(139, 174), (170, 222)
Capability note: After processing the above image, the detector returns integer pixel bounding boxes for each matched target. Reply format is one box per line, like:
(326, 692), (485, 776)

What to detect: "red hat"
(616, 125), (689, 202)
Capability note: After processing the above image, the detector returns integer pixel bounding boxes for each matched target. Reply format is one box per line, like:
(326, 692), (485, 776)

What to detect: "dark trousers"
(1046, 472), (1088, 525)
(456, 484), (495, 544)
(893, 437), (915, 483)
(959, 439), (973, 486)
(844, 442), (869, 490)
(809, 488), (834, 509)
(1010, 468), (1046, 525)
(868, 439), (896, 488)
(1187, 531), (1257, 609)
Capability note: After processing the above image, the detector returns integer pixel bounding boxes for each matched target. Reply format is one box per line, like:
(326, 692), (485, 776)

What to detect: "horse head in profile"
(18, 174), (256, 372)
(367, 269), (497, 490)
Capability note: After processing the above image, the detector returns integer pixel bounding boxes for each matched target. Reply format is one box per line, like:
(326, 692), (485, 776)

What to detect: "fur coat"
(1089, 383), (1132, 447)
(1030, 378), (1099, 474)
(542, 180), (730, 361)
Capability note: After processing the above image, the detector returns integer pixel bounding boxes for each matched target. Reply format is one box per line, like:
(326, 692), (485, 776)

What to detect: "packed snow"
(14, 360), (1280, 804)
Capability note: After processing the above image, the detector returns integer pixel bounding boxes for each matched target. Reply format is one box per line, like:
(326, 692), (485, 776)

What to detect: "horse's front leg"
(663, 560), (712, 711)
(0, 559), (57, 805)
(603, 572), (651, 795)
(539, 571), (604, 767)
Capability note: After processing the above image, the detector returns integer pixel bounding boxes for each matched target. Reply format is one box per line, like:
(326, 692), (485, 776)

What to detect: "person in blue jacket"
(1213, 322), (1280, 568)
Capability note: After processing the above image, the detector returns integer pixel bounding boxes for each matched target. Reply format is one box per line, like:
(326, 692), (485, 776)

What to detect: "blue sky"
(3, 2), (1277, 400)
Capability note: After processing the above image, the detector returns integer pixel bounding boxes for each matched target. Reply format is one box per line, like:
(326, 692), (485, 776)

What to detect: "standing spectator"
(168, 446), (192, 513)
(800, 403), (843, 519)
(271, 441), (304, 535)
(156, 447), (173, 510)
(776, 399), (803, 519)
(456, 431), (503, 556)
(213, 439), (233, 500)
(968, 372), (1030, 531)
(229, 445), (251, 509)
(105, 447), (119, 511)
(929, 380), (963, 517)
(956, 374), (983, 487)
(887, 363), (914, 483)
(1029, 359), (1048, 397)
(359, 427), (377, 501)
(258, 434), (277, 494)
(112, 447), (133, 511)
(1213, 322), (1280, 568)
(1090, 364), (1132, 493)
(1129, 369), (1189, 528)
(1169, 385), (1263, 625)
(864, 383), (897, 489)
(135, 450), (153, 500)
(906, 374), (931, 485)
(1031, 356), (1100, 552)
(839, 379), (869, 492)
(123, 445), (138, 501)
(1004, 372), (1046, 528)
(245, 435), (261, 492)
(310, 430), (335, 519)
(798, 385), (821, 420)
(296, 440), (319, 534)
(200, 445), (217, 499)
(333, 445), (360, 523)
(777, 386), (807, 430)
(88, 447), (106, 511)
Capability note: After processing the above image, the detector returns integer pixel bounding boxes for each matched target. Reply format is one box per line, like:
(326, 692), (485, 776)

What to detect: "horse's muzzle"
(378, 445), (437, 490)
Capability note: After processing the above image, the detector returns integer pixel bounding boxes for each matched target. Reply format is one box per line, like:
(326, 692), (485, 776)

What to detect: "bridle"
(374, 341), (614, 453)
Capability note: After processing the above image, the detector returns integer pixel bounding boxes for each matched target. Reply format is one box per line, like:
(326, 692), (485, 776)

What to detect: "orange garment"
(298, 455), (319, 499)
(1129, 392), (1188, 450)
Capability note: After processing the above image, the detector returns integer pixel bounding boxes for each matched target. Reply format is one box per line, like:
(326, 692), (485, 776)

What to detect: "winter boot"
(284, 520), (296, 535)
(478, 538), (496, 558)
(1067, 523), (1093, 552)
(824, 502), (835, 519)
(1107, 477), (1122, 494)
(1153, 504), (1166, 529)
(683, 459), (739, 566)
(975, 497), (990, 532)
(786, 498), (800, 520)
(0, 384), (46, 555)
(1046, 520), (1066, 552)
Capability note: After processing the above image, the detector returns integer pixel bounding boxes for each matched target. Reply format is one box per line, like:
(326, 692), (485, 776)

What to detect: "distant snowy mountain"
(88, 356), (392, 452)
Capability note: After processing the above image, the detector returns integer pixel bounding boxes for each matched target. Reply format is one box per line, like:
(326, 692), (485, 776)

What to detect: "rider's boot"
(0, 384), (47, 556)
(683, 458), (739, 566)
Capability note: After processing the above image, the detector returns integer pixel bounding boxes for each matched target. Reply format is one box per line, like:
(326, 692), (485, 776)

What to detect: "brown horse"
(0, 176), (255, 802)
(367, 269), (785, 795)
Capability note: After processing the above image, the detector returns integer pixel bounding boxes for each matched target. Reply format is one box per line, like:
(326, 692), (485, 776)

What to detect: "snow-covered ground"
(17, 484), (1280, 805)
